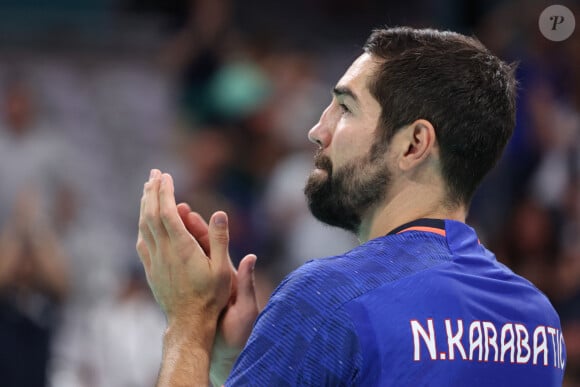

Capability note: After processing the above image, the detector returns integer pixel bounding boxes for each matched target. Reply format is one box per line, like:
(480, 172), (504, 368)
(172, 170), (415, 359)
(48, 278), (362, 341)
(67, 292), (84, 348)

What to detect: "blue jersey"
(226, 219), (566, 386)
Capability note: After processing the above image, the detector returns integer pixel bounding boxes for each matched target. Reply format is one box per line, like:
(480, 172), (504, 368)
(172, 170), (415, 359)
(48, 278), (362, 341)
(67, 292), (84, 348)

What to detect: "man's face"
(304, 53), (391, 234)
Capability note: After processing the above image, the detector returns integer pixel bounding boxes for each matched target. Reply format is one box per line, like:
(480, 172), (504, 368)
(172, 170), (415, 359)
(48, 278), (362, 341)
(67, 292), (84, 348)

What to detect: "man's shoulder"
(267, 252), (364, 318)
(270, 233), (452, 315)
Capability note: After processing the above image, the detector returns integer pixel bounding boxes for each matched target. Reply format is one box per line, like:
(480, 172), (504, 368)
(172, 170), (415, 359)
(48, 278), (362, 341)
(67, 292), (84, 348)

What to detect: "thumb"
(236, 254), (258, 308)
(208, 211), (230, 267)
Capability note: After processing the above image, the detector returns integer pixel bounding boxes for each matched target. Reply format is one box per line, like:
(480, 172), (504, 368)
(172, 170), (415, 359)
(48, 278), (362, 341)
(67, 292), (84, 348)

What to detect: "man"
(0, 191), (69, 386)
(137, 27), (566, 386)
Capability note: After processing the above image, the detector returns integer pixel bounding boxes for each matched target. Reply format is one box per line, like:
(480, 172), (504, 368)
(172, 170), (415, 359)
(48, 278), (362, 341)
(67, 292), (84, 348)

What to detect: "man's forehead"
(335, 53), (378, 93)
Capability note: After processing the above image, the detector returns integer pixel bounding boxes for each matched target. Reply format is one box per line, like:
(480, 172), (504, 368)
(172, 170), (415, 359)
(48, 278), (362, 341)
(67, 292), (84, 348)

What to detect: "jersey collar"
(386, 218), (446, 237)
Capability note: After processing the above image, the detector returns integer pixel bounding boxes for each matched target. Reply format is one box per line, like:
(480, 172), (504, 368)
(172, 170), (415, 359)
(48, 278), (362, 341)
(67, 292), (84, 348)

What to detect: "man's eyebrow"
(332, 86), (359, 102)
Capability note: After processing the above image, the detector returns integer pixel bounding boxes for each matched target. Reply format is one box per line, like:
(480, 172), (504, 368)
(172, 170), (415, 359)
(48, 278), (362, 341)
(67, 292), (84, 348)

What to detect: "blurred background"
(0, 0), (578, 385)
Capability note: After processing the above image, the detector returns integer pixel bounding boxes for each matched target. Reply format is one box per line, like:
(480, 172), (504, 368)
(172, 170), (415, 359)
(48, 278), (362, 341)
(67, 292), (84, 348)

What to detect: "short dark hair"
(363, 27), (517, 207)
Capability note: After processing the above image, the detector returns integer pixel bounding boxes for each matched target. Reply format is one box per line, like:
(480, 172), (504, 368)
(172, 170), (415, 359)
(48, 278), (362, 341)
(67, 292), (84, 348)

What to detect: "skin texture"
(138, 52), (468, 386)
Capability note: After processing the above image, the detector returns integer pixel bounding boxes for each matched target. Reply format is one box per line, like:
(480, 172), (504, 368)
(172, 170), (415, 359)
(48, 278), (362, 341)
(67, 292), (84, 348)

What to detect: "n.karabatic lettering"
(410, 319), (566, 370)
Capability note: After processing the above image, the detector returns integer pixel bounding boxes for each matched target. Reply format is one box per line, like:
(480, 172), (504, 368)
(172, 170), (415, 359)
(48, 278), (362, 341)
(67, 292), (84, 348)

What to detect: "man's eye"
(339, 103), (350, 114)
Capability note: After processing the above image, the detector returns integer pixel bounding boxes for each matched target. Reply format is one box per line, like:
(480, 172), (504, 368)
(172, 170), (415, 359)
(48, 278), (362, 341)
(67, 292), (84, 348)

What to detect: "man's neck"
(357, 186), (467, 243)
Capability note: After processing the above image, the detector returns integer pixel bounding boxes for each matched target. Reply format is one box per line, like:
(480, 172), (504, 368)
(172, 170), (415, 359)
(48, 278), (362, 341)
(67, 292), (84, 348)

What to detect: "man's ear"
(398, 119), (437, 171)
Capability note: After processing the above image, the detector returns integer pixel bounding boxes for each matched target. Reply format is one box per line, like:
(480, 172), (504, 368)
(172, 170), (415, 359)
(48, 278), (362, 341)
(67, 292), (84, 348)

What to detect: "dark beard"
(304, 148), (390, 234)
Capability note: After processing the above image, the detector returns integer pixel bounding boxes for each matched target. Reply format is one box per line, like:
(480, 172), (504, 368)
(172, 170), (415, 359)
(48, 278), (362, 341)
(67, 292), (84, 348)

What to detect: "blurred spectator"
(84, 264), (165, 387)
(0, 77), (77, 233)
(161, 0), (241, 126)
(0, 192), (69, 387)
(50, 263), (165, 387)
(0, 75), (76, 387)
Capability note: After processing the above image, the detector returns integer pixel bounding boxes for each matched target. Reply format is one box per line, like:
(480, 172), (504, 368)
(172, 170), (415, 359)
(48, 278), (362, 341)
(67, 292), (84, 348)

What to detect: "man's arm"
(0, 191), (69, 299)
(137, 169), (232, 386)
(0, 222), (23, 289)
(20, 195), (70, 300)
(157, 320), (216, 387)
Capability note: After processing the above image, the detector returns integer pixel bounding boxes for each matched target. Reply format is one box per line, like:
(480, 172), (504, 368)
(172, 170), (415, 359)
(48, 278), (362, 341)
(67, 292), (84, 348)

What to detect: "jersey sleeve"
(225, 269), (362, 386)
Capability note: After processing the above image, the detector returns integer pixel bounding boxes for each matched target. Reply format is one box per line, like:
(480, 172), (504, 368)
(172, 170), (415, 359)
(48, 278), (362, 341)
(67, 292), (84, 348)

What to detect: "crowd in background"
(0, 0), (578, 385)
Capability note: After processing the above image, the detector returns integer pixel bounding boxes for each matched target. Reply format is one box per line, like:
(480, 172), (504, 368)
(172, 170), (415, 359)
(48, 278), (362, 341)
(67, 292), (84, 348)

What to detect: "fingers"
(188, 212), (211, 254)
(236, 254), (258, 309)
(176, 202), (192, 223)
(138, 169), (178, 278)
(136, 233), (151, 273)
(139, 169), (221, 271)
(178, 203), (210, 254)
(143, 169), (167, 246)
(138, 170), (158, 269)
(208, 211), (230, 268)
(158, 173), (187, 242)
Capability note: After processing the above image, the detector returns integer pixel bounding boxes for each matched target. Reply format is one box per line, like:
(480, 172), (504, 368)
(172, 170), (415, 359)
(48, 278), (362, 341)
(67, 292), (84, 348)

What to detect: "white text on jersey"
(410, 318), (565, 370)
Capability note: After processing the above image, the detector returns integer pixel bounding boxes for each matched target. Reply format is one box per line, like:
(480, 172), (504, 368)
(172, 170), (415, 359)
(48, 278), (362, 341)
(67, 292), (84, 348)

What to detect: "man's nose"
(308, 105), (332, 148)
